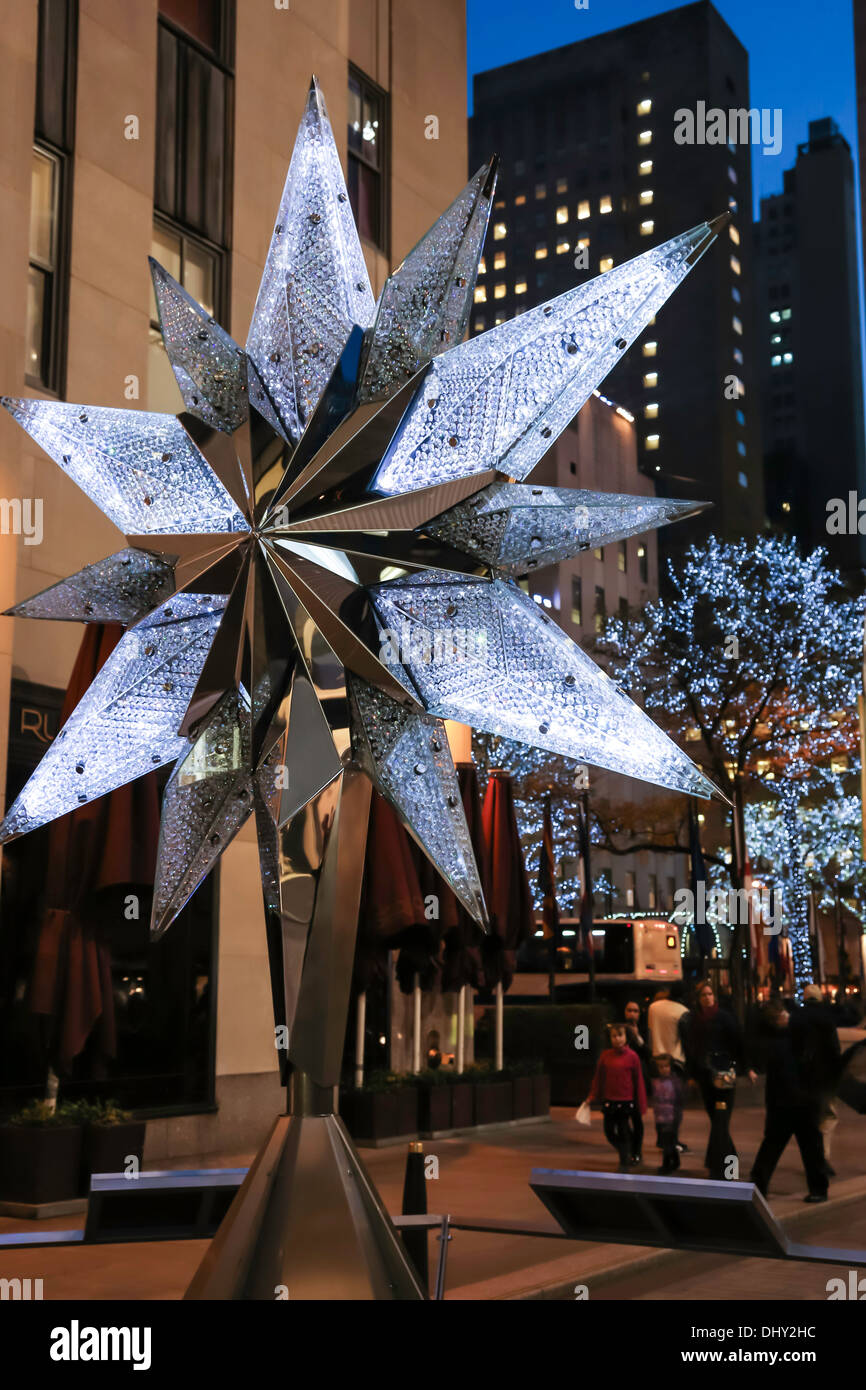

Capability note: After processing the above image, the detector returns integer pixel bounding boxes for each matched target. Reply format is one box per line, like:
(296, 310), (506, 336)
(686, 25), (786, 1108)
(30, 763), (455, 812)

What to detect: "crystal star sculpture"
(1, 77), (721, 982)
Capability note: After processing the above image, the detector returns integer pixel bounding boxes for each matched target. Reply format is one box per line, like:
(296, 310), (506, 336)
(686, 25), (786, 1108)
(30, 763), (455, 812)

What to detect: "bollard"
(400, 1140), (429, 1289)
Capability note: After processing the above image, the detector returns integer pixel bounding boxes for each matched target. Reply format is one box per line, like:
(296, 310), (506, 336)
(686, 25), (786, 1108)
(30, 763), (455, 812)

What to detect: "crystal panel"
(371, 574), (716, 798)
(373, 223), (716, 496)
(359, 161), (497, 403)
(0, 594), (226, 841)
(348, 676), (487, 924)
(5, 548), (176, 623)
(150, 259), (249, 433)
(1, 398), (249, 536)
(426, 482), (700, 576)
(245, 79), (375, 443)
(151, 691), (254, 936)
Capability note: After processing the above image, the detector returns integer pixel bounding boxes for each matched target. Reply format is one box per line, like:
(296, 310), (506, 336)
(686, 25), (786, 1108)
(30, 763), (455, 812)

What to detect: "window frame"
(348, 63), (390, 257)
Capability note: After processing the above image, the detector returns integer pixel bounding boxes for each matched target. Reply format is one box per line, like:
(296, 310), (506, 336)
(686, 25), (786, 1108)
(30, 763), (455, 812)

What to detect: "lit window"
(636, 98), (652, 115)
(556, 177), (568, 194)
(737, 440), (746, 456)
(642, 341), (657, 357)
(770, 309), (781, 323)
(771, 354), (782, 366)
(478, 257), (486, 275)
(781, 307), (792, 320)
(644, 402), (658, 419)
(640, 219), (654, 236)
(576, 236), (590, 250)
(494, 283), (506, 299)
(493, 250), (506, 269)
(618, 540), (627, 572)
(729, 197), (738, 213)
(473, 317), (485, 332)
(645, 434), (660, 450)
(730, 255), (741, 275)
(639, 159), (653, 175)
(600, 195), (612, 213)
(556, 205), (568, 224)
(577, 200), (591, 219)
(493, 222), (507, 240)
(515, 280), (527, 295)
(738, 471), (748, 487)
(733, 347), (743, 364)
(781, 501), (791, 513)
(729, 224), (740, 245)
(771, 333), (781, 344)
(783, 351), (793, 364)
(639, 188), (653, 205)
(736, 409), (745, 426)
(514, 193), (526, 206)
(733, 376), (745, 396)
(728, 165), (737, 183)
(494, 314), (505, 325)
(474, 286), (486, 303)
(600, 256), (614, 272)
(732, 316), (742, 334)
(638, 129), (653, 146)
(535, 243), (547, 260)
(732, 285), (741, 302)
(643, 371), (658, 387)
(535, 182), (546, 199)
(556, 239), (570, 254)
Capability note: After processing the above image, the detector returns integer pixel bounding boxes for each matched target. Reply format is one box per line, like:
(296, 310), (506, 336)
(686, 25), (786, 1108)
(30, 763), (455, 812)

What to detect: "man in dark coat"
(750, 1004), (829, 1202)
(789, 983), (841, 1177)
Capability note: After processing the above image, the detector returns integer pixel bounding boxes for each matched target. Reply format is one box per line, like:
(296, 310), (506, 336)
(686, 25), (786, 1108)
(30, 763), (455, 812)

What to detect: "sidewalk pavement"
(1, 1096), (864, 1300)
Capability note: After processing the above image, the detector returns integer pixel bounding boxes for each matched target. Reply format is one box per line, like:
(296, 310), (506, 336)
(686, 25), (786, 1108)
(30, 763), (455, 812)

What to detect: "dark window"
(619, 596), (629, 625)
(348, 67), (388, 253)
(570, 576), (582, 626)
(28, 0), (77, 393)
(155, 2), (234, 246)
(594, 585), (606, 635)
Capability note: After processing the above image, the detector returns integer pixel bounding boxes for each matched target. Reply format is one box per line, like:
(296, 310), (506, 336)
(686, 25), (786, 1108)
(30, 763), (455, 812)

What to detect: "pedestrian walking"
(651, 1053), (685, 1173)
(790, 983), (842, 1178)
(624, 998), (651, 1162)
(750, 1004), (829, 1203)
(648, 984), (690, 1151)
(585, 1022), (647, 1171)
(682, 981), (756, 1179)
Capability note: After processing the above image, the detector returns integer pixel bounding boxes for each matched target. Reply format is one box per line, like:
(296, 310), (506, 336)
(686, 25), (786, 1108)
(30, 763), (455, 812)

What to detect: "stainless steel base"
(185, 1112), (427, 1300)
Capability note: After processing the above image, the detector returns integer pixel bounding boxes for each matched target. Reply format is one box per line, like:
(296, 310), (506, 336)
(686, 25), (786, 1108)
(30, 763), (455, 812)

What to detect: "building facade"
(469, 0), (764, 550)
(0, 0), (468, 1153)
(754, 117), (866, 575)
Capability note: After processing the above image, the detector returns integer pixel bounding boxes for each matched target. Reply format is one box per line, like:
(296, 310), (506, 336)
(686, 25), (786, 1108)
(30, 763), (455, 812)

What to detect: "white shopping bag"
(575, 1101), (592, 1126)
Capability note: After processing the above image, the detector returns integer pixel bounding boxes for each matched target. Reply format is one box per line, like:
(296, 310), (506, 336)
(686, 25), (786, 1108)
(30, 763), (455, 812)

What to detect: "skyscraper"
(754, 117), (866, 575)
(469, 0), (764, 547)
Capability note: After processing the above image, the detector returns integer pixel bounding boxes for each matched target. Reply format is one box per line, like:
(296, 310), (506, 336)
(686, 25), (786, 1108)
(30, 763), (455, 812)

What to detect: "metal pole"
(354, 990), (366, 1089)
(413, 977), (422, 1074)
(456, 985), (466, 1074)
(495, 981), (504, 1071)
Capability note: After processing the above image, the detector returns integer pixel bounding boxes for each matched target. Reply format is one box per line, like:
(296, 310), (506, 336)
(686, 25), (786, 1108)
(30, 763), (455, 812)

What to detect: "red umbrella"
(355, 790), (429, 992)
(29, 623), (161, 1074)
(481, 768), (534, 990)
(436, 761), (487, 992)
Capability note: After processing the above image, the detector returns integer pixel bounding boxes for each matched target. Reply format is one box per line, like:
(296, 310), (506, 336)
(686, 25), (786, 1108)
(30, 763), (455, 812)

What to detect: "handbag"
(711, 1063), (736, 1090)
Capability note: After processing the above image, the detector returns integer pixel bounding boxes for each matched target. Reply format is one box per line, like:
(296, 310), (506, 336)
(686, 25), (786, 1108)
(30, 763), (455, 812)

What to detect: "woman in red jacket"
(585, 1022), (648, 1170)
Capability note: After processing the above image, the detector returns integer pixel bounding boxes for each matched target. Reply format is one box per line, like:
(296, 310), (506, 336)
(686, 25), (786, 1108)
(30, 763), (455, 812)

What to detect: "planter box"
(80, 1122), (147, 1194)
(392, 1086), (419, 1137)
(549, 1064), (592, 1107)
(345, 1090), (398, 1141)
(474, 1080), (512, 1127)
(449, 1082), (474, 1129)
(511, 1075), (534, 1120)
(532, 1074), (551, 1116)
(0, 1125), (82, 1205)
(418, 1085), (451, 1133)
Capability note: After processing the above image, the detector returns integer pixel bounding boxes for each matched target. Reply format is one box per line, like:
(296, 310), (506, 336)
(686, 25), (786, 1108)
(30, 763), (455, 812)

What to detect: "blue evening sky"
(467, 0), (860, 221)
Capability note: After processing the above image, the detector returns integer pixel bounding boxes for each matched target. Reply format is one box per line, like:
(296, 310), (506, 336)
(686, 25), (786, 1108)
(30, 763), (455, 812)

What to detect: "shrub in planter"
(343, 1072), (418, 1141)
(0, 1101), (83, 1205)
(417, 1070), (451, 1133)
(507, 1064), (535, 1120)
(471, 1066), (513, 1126)
(443, 1071), (475, 1129)
(70, 1101), (147, 1194)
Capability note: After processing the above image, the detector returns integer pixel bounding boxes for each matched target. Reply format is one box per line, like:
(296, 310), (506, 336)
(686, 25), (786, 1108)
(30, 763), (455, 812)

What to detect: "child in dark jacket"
(586, 1023), (648, 1170)
(651, 1053), (685, 1173)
